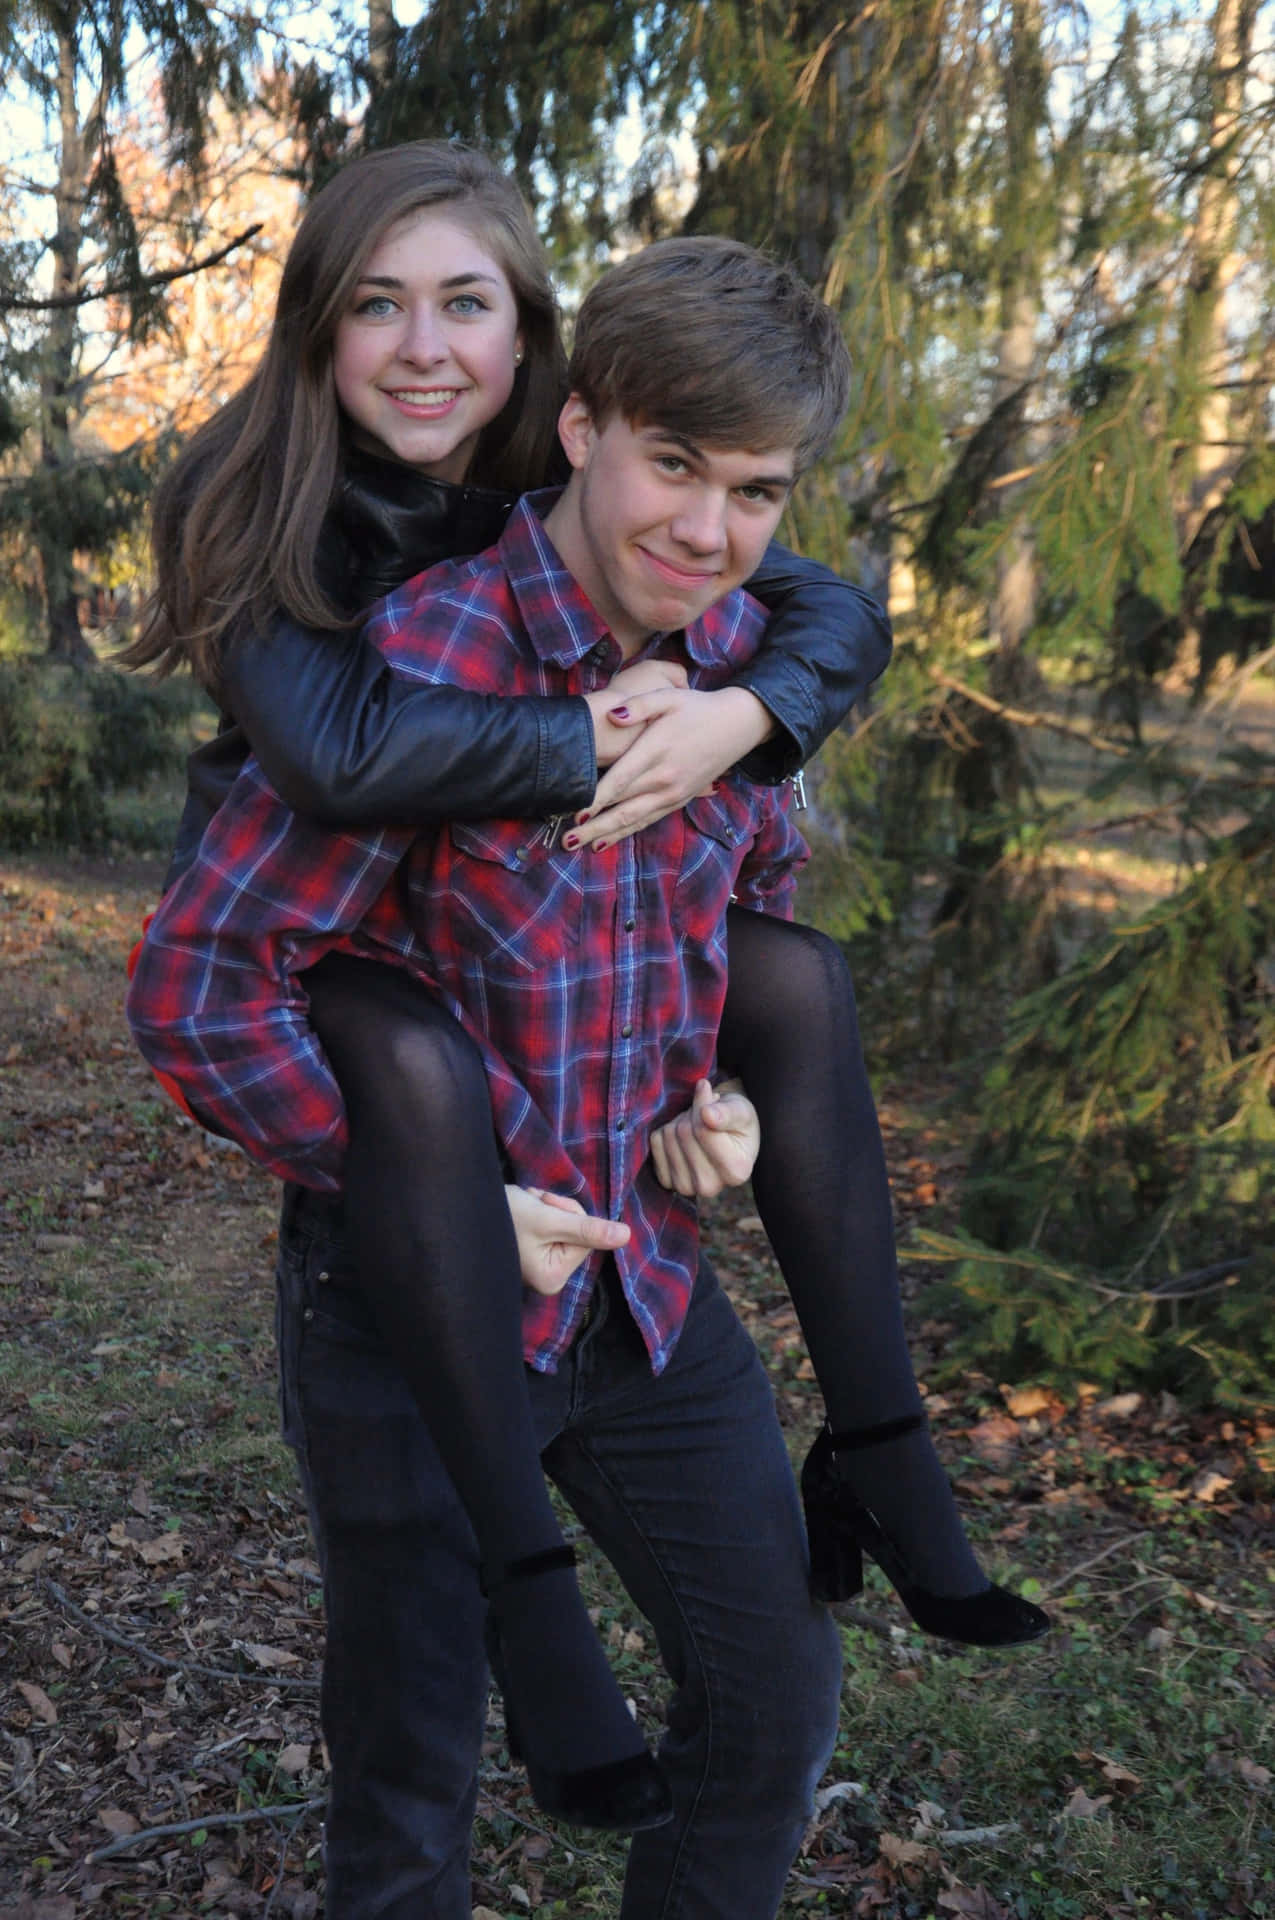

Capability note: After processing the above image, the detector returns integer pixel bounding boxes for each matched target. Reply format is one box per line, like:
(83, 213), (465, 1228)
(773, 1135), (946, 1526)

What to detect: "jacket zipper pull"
(538, 814), (566, 849)
(790, 770), (808, 812)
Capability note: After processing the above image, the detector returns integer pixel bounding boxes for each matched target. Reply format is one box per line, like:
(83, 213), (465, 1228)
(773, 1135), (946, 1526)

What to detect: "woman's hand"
(650, 1078), (760, 1199)
(583, 659), (690, 768)
(572, 684), (775, 849)
(505, 1185), (630, 1296)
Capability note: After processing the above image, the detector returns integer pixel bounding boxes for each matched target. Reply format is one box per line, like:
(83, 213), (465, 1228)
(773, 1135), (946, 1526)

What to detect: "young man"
(128, 235), (851, 1920)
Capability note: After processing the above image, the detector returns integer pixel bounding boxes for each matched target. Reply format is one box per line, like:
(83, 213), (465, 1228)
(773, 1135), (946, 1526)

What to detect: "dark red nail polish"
(610, 706), (630, 720)
(563, 833), (580, 850)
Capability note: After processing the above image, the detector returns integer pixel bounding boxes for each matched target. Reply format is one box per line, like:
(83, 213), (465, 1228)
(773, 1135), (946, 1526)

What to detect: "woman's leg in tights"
(719, 908), (986, 1598)
(299, 951), (655, 1790)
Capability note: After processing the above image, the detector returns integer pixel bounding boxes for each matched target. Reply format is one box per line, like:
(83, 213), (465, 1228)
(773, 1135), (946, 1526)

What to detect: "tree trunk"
(367, 0), (398, 96)
(38, 3), (96, 667)
(988, 0), (1046, 694)
(1179, 0), (1257, 551)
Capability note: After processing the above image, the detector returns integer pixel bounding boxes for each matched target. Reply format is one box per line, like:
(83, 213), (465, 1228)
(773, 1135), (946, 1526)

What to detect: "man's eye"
(737, 485), (778, 504)
(656, 455), (688, 474)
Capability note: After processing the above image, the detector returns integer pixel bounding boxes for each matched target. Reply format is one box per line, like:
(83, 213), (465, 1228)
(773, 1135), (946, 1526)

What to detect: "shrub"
(0, 656), (209, 849)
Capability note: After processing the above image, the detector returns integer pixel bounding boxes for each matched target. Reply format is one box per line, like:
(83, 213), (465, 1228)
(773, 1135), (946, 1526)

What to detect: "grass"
(2, 810), (1272, 1916)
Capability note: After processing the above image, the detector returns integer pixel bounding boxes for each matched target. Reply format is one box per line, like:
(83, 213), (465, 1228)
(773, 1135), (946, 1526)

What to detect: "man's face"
(543, 401), (796, 655)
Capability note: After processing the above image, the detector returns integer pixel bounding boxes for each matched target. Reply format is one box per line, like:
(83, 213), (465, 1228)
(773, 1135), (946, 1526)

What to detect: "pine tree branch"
(0, 225), (262, 313)
(927, 668), (1133, 756)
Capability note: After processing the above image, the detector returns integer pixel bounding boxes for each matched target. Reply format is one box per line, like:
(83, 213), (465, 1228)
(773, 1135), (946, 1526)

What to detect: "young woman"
(127, 140), (1045, 1844)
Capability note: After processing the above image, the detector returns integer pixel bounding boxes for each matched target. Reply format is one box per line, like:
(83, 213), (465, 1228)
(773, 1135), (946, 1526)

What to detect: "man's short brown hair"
(569, 237), (851, 473)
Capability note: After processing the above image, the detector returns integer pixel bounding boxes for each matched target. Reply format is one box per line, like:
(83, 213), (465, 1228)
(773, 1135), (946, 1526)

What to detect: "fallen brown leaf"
(1061, 1785), (1111, 1819)
(938, 1887), (1012, 1919)
(963, 1413), (1020, 1467)
(878, 1831), (937, 1869)
(239, 1640), (302, 1670)
(137, 1531), (186, 1565)
(1075, 1748), (1141, 1793)
(15, 1680), (57, 1725)
(98, 1806), (139, 1836)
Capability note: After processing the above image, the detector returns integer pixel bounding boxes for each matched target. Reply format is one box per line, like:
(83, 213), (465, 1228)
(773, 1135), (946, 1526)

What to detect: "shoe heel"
(806, 1514), (864, 1605)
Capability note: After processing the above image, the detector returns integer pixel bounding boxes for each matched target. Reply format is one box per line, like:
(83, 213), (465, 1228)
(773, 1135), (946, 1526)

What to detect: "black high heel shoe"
(483, 1545), (673, 1833)
(801, 1421), (1051, 1647)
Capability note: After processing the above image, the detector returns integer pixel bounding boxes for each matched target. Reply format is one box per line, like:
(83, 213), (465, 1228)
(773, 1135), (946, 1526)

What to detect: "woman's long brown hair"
(122, 142), (567, 697)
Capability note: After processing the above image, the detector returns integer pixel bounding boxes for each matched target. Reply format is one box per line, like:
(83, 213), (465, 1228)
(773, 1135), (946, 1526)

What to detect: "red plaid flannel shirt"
(127, 493), (807, 1372)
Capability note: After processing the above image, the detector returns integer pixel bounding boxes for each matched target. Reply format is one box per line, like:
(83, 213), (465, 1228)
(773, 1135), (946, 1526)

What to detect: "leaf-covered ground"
(1, 851), (1272, 1920)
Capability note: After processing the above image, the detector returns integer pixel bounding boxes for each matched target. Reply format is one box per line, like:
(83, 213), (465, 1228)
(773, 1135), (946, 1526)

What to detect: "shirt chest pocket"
(672, 783), (759, 945)
(436, 820), (585, 976)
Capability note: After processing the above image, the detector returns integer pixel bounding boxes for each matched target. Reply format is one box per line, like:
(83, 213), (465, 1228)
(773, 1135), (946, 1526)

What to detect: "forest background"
(0, 3), (1273, 1916)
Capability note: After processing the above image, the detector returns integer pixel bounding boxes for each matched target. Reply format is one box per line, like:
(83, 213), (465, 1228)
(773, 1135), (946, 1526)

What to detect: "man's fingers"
(571, 1215), (631, 1250)
(653, 1110), (724, 1197)
(525, 1186), (586, 1217)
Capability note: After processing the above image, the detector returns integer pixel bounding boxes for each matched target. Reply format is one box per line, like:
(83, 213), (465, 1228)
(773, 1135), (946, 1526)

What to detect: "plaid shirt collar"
(500, 489), (751, 672)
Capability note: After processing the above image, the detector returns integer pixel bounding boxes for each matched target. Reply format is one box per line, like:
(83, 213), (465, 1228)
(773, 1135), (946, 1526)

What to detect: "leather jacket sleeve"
(169, 619), (597, 865)
(736, 543), (893, 783)
(165, 543), (890, 890)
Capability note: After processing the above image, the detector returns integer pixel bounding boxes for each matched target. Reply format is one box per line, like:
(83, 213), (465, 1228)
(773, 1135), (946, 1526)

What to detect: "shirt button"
(303, 1307), (314, 1322)
(624, 918), (636, 932)
(616, 1119), (626, 1132)
(620, 1023), (633, 1038)
(317, 1270), (331, 1284)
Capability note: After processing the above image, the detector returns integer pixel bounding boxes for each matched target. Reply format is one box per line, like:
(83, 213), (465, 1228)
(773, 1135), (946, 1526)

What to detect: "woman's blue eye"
(449, 293), (488, 315)
(356, 295), (398, 318)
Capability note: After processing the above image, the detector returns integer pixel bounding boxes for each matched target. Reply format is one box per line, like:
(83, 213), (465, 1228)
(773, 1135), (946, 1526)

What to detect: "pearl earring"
(514, 347), (524, 366)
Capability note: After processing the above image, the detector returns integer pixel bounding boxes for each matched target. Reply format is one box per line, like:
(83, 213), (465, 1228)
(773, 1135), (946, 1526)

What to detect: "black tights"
(718, 912), (983, 1595)
(304, 909), (984, 1634)
(301, 952), (652, 1781)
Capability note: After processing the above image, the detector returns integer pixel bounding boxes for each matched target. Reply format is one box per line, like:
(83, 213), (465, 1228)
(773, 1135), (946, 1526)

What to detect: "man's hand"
(650, 1078), (760, 1199)
(570, 685), (775, 850)
(505, 1185), (630, 1296)
(583, 659), (690, 768)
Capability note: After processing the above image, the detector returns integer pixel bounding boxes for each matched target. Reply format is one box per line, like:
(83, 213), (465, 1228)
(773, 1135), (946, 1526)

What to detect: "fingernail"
(610, 705), (630, 720)
(592, 839), (610, 853)
(563, 833), (580, 850)
(576, 811), (592, 823)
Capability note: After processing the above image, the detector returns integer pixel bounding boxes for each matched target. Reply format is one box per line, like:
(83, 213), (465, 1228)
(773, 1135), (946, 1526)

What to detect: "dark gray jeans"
(276, 1198), (842, 1920)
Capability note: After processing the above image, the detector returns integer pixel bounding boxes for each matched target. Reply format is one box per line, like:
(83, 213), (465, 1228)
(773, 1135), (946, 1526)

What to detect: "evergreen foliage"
(920, 789), (1275, 1405)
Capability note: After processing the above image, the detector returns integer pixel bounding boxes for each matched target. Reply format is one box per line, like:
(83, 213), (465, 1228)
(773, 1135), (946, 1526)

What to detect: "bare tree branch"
(1, 224), (262, 313)
(43, 1577), (321, 1690)
(86, 1796), (326, 1864)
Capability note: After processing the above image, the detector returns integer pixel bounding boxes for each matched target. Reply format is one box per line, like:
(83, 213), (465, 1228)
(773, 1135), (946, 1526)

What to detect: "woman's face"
(333, 207), (524, 482)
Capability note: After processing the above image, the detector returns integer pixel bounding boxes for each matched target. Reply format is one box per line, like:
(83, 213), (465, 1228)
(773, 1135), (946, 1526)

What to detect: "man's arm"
(126, 760), (415, 1189)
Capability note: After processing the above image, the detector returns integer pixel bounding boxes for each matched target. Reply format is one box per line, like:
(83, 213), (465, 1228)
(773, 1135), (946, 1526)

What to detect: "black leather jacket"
(167, 448), (892, 886)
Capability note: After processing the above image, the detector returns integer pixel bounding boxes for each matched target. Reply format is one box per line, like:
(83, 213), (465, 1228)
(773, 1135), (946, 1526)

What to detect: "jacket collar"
(328, 446), (519, 615)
